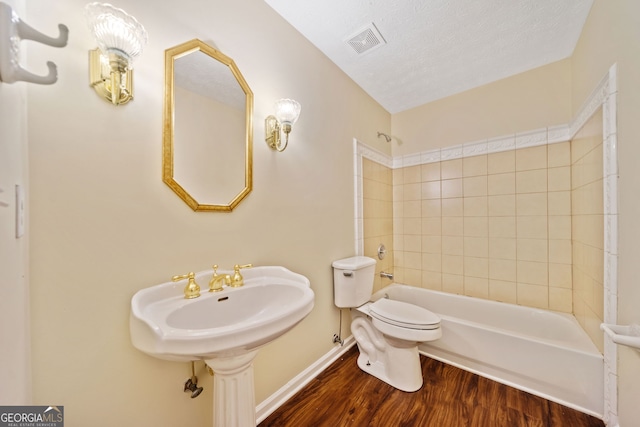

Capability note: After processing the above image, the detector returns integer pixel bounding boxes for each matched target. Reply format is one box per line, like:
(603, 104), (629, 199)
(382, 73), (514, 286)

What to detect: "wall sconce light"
(265, 98), (301, 152)
(85, 2), (148, 106)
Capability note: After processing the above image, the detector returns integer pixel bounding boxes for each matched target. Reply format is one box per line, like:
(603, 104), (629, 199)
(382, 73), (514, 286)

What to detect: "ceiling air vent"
(344, 23), (386, 55)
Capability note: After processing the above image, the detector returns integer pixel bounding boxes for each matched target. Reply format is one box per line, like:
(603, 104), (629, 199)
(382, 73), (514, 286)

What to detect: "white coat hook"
(0, 2), (68, 85)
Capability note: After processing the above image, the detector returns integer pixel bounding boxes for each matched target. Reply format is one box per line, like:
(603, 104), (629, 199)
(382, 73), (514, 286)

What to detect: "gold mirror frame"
(163, 39), (253, 212)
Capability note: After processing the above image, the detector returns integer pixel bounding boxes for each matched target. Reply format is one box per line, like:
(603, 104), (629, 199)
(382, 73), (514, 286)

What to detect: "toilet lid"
(369, 298), (440, 330)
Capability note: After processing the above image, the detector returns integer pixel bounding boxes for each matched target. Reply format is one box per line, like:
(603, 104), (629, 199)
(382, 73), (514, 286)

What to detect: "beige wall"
(0, 0), (31, 404)
(571, 1), (640, 425)
(571, 109), (605, 353)
(390, 143), (574, 312)
(24, 0), (389, 425)
(391, 59), (572, 156)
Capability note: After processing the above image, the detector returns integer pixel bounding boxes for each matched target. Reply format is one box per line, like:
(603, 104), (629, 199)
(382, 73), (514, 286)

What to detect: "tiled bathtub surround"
(356, 64), (618, 425)
(572, 109), (605, 352)
(361, 158), (394, 293)
(392, 141), (575, 311)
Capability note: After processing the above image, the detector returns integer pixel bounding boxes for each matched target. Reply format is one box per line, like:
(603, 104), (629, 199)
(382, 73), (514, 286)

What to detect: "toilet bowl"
(332, 256), (442, 392)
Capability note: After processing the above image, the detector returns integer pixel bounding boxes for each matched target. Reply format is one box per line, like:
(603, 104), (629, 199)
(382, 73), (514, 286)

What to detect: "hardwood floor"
(259, 346), (604, 427)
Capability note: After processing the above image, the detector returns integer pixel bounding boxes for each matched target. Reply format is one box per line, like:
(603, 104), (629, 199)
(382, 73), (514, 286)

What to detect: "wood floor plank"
(259, 346), (605, 427)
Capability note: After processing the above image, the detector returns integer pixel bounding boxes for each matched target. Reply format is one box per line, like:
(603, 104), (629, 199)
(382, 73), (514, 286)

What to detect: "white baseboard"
(256, 336), (356, 424)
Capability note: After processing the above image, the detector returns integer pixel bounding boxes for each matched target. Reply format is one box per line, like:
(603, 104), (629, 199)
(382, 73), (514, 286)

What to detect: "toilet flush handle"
(343, 271), (353, 277)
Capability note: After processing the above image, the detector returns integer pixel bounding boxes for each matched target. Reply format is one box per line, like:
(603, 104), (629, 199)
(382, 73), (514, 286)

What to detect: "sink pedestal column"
(205, 350), (258, 427)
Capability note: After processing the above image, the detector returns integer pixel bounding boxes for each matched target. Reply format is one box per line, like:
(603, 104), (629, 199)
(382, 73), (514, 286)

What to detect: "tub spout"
(380, 271), (393, 280)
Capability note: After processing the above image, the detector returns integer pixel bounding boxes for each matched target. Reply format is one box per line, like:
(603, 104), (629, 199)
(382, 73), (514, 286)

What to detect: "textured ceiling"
(265, 0), (594, 113)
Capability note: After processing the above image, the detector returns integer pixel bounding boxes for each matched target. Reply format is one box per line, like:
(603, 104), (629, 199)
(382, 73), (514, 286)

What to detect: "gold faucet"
(208, 265), (230, 292)
(230, 264), (252, 287)
(172, 272), (200, 299)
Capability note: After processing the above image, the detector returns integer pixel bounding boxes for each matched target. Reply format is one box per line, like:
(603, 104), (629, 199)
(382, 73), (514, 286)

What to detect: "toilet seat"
(369, 298), (440, 330)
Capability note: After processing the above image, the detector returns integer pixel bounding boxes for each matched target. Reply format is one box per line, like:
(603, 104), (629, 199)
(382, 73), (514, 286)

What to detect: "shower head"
(377, 132), (392, 143)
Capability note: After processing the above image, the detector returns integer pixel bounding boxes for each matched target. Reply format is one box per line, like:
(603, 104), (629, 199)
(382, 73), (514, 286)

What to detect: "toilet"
(332, 256), (441, 392)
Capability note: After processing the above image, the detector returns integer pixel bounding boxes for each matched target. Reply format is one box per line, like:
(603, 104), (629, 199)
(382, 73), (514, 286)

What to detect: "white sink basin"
(130, 266), (315, 361)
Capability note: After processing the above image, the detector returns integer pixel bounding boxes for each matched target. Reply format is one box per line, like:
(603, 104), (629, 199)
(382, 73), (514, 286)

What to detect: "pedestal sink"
(130, 266), (315, 426)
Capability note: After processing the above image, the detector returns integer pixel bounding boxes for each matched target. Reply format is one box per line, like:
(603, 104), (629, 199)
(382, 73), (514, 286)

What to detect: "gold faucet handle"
(208, 265), (229, 292)
(230, 264), (252, 287)
(172, 272), (201, 299)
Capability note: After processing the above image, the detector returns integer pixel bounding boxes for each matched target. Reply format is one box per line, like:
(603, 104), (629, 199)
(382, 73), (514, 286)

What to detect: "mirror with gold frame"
(163, 39), (253, 212)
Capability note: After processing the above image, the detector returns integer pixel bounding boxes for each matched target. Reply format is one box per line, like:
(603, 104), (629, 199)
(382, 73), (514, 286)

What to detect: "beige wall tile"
(441, 159), (463, 179)
(549, 287), (572, 313)
(548, 191), (572, 215)
(489, 258), (517, 281)
(516, 215), (548, 239)
(489, 238), (517, 260)
(489, 216), (517, 238)
(548, 166), (571, 191)
(464, 175), (488, 196)
(489, 280), (517, 304)
(516, 169), (548, 193)
(464, 236), (489, 257)
(465, 257), (489, 278)
(442, 255), (464, 274)
(442, 236), (464, 255)
(422, 272), (442, 291)
(464, 217), (489, 237)
(404, 218), (421, 234)
(422, 252), (442, 273)
(421, 181), (441, 199)
(463, 155), (488, 177)
(488, 172), (516, 195)
(548, 215), (571, 239)
(516, 193), (547, 215)
(517, 260), (548, 285)
(404, 182), (421, 200)
(488, 194), (516, 216)
(422, 217), (442, 236)
(404, 165), (422, 183)
(464, 196), (488, 216)
(517, 238), (548, 262)
(516, 145), (547, 171)
(441, 198), (463, 217)
(549, 262), (572, 288)
(488, 150), (515, 174)
(442, 274), (464, 294)
(404, 200), (422, 218)
(405, 251), (422, 268)
(442, 178), (463, 198)
(404, 234), (422, 252)
(422, 235), (442, 254)
(517, 283), (549, 309)
(442, 217), (464, 236)
(370, 135), (605, 317)
(422, 199), (442, 217)
(393, 168), (404, 185)
(405, 268), (422, 285)
(421, 163), (441, 182)
(465, 276), (489, 298)
(549, 239), (572, 264)
(548, 141), (571, 167)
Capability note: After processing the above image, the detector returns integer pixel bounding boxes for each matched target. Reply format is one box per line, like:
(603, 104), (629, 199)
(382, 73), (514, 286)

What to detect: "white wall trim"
(256, 336), (356, 424)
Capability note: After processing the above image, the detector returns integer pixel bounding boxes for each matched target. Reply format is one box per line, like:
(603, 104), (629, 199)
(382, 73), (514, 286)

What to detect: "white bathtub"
(373, 284), (603, 418)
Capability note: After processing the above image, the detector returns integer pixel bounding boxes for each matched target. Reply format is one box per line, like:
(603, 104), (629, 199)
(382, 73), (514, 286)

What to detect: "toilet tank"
(332, 256), (376, 308)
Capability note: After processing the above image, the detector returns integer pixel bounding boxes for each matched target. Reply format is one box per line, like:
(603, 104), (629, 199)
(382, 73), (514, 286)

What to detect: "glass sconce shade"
(85, 2), (147, 105)
(85, 2), (148, 63)
(274, 98), (301, 126)
(265, 98), (301, 152)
